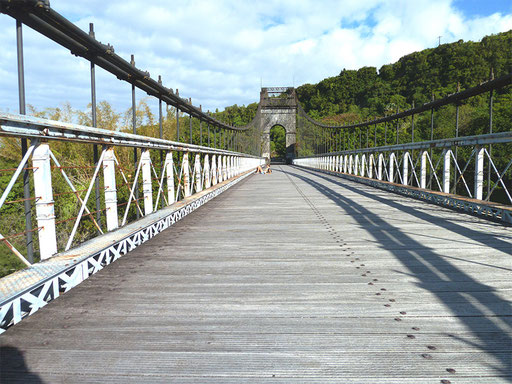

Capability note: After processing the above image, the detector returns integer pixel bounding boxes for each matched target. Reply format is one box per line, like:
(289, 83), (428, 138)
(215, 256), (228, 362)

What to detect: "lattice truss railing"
(294, 133), (512, 222)
(0, 113), (263, 266)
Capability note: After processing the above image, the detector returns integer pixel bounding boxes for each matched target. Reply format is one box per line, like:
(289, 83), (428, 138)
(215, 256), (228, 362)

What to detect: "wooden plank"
(1, 165), (510, 383)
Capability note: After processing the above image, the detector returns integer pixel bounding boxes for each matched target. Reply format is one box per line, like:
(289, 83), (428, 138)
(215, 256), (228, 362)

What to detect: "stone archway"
(260, 87), (297, 164)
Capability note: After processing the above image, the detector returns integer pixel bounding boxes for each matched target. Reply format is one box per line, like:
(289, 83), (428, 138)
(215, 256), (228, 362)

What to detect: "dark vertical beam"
(158, 76), (163, 142)
(454, 88), (459, 191)
(89, 23), (101, 230)
(16, 20), (34, 263)
(487, 72), (494, 199)
(411, 102), (415, 143)
(130, 55), (139, 219)
(207, 113), (210, 147)
(396, 107), (399, 145)
(158, 75), (164, 208)
(429, 93), (435, 189)
(176, 89), (180, 142)
(189, 98), (192, 144)
(430, 93), (435, 142)
(199, 105), (203, 146)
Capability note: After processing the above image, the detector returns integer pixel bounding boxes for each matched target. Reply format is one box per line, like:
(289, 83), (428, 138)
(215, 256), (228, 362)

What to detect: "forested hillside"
(296, 30), (511, 123)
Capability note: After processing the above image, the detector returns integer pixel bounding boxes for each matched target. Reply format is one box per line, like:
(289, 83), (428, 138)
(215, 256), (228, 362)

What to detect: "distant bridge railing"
(294, 73), (512, 224)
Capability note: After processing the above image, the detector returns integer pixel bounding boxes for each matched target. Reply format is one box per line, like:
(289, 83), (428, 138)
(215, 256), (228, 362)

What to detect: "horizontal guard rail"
(300, 132), (512, 157)
(0, 113), (260, 157)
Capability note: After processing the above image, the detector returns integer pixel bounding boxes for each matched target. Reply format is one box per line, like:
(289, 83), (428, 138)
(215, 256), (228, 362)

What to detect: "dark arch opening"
(270, 125), (286, 163)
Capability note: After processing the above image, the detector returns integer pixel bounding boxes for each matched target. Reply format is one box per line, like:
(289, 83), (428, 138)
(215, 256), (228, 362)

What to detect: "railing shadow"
(0, 345), (44, 383)
(283, 166), (512, 379)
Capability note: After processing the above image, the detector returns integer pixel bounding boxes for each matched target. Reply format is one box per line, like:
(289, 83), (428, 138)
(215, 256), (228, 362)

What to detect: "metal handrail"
(0, 113), (261, 158)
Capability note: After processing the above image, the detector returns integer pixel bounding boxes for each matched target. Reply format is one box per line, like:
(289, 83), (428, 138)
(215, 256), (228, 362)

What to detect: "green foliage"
(296, 30), (512, 119)
(270, 125), (286, 159)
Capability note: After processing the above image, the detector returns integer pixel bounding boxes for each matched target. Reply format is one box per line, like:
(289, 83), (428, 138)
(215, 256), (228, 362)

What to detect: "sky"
(0, 0), (511, 117)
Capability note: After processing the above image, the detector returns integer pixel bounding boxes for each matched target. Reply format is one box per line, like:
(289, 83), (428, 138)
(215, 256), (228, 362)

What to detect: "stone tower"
(259, 87), (297, 164)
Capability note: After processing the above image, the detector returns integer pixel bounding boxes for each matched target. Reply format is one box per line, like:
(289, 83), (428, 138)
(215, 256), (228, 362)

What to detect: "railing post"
(403, 152), (409, 186)
(141, 150), (153, 214)
(443, 150), (451, 193)
(474, 147), (484, 199)
(103, 147), (118, 231)
(182, 152), (191, 197)
(349, 155), (353, 174)
(361, 155), (366, 177)
(32, 142), (57, 259)
(389, 153), (395, 182)
(194, 154), (202, 192)
(344, 155), (348, 173)
(217, 155), (223, 183)
(369, 154), (374, 179)
(420, 151), (427, 189)
(204, 155), (211, 189)
(211, 155), (217, 185)
(165, 152), (175, 204)
(354, 155), (359, 176)
(378, 154), (383, 180)
(222, 156), (228, 181)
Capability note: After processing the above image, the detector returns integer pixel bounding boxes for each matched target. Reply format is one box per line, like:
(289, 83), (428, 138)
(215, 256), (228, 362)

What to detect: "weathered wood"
(1, 165), (510, 383)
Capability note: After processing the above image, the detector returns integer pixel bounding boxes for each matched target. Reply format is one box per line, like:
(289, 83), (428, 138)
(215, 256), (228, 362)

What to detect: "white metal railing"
(293, 132), (512, 224)
(0, 112), (264, 265)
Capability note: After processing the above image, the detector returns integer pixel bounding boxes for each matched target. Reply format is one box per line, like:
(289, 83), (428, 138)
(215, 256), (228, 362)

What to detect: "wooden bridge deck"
(1, 165), (511, 383)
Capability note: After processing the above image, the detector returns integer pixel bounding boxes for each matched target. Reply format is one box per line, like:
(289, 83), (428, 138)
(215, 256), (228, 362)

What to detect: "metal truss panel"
(294, 165), (512, 225)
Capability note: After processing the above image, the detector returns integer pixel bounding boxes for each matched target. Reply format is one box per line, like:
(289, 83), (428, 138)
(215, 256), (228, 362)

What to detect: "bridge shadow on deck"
(0, 346), (44, 383)
(282, 166), (512, 380)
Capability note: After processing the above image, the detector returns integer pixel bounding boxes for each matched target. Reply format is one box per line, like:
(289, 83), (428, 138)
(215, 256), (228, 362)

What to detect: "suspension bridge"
(0, 1), (511, 383)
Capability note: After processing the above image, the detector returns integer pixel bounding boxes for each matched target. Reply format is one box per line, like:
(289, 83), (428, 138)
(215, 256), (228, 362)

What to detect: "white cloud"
(0, 0), (511, 117)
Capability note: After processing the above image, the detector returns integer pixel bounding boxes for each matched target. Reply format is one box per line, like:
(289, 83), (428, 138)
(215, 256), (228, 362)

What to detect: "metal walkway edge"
(1, 165), (511, 383)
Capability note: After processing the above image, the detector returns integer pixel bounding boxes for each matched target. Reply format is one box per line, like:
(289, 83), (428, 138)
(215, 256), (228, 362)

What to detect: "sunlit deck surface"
(1, 165), (511, 383)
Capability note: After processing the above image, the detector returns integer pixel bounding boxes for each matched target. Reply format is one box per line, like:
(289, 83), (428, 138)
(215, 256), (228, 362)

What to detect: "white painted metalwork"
(475, 147), (485, 200)
(0, 113), (263, 275)
(103, 148), (119, 231)
(293, 132), (512, 224)
(141, 150), (153, 215)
